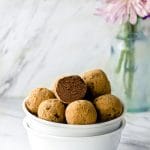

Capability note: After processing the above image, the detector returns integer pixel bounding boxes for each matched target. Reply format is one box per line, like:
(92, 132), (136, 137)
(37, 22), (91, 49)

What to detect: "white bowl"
(23, 98), (125, 137)
(23, 118), (125, 150)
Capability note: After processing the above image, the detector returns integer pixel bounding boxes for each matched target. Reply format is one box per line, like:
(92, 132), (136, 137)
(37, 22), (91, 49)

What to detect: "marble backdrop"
(0, 0), (149, 98)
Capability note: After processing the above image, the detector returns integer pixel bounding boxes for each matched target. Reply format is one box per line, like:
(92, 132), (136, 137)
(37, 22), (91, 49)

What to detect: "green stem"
(116, 21), (138, 98)
(116, 50), (126, 73)
(123, 50), (128, 92)
(124, 50), (135, 98)
(127, 50), (135, 98)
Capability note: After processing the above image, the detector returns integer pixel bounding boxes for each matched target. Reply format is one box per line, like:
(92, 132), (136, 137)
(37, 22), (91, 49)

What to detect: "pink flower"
(96, 0), (150, 24)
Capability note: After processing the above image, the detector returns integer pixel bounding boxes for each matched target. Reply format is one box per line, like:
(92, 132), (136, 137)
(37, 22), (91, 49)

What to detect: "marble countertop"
(0, 98), (150, 150)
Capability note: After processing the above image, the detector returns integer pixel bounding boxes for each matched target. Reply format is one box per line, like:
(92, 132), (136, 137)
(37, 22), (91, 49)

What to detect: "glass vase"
(107, 21), (150, 112)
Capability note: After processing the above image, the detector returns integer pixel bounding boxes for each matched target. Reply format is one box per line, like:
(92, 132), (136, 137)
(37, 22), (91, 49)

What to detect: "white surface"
(0, 98), (150, 150)
(23, 119), (124, 150)
(0, 0), (149, 98)
(23, 116), (122, 137)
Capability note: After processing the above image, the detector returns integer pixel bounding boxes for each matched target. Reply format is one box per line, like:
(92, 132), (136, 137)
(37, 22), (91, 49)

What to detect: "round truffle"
(94, 94), (123, 122)
(54, 75), (87, 104)
(65, 100), (97, 125)
(38, 99), (65, 123)
(25, 88), (55, 114)
(81, 69), (111, 99)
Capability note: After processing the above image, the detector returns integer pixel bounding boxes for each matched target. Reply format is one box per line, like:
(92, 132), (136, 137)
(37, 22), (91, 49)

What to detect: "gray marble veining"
(0, 0), (149, 98)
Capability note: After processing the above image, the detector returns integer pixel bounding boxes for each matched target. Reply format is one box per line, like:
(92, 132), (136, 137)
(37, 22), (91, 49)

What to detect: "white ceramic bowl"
(23, 118), (125, 150)
(23, 98), (125, 137)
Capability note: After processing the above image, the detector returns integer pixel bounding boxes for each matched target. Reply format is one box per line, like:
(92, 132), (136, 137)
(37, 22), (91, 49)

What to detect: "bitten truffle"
(65, 100), (97, 125)
(54, 75), (87, 104)
(38, 99), (65, 123)
(25, 88), (55, 114)
(81, 69), (111, 99)
(94, 94), (123, 122)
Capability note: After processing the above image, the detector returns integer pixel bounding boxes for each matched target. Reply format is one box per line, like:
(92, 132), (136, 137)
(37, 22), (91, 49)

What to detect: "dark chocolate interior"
(56, 75), (87, 103)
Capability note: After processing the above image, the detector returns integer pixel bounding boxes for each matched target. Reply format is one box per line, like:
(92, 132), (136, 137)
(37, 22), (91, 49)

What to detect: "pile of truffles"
(25, 69), (123, 125)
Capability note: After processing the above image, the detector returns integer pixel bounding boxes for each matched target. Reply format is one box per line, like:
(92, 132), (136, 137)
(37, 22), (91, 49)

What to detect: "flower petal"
(96, 0), (150, 24)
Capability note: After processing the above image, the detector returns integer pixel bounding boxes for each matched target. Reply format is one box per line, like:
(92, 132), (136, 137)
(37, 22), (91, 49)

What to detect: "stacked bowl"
(23, 99), (125, 150)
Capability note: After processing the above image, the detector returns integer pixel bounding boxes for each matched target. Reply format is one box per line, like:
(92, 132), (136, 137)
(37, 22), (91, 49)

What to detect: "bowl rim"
(22, 97), (125, 129)
(23, 118), (126, 139)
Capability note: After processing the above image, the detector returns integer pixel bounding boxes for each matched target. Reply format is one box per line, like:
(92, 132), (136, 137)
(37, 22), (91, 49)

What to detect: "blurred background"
(0, 0), (115, 98)
(0, 0), (149, 100)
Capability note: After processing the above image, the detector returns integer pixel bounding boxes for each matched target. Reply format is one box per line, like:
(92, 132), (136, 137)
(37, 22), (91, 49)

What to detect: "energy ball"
(54, 75), (87, 104)
(81, 69), (111, 99)
(94, 94), (123, 122)
(25, 88), (55, 114)
(38, 99), (65, 123)
(66, 100), (97, 125)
